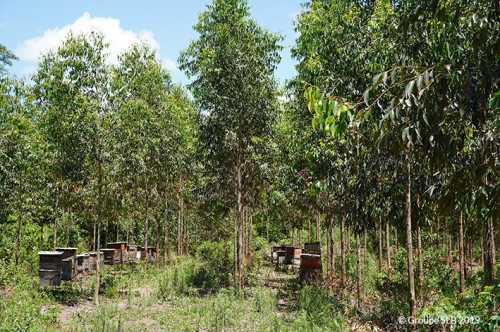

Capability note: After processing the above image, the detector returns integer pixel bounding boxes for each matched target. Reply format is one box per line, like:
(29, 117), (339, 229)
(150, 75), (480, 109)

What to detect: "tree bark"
(144, 181), (150, 267)
(447, 229), (452, 269)
(65, 206), (71, 247)
(356, 230), (362, 308)
(483, 216), (496, 286)
(459, 210), (465, 293)
(15, 205), (23, 266)
(316, 210), (321, 242)
(405, 157), (416, 326)
(341, 216), (346, 287)
(417, 225), (423, 301)
(53, 191), (59, 251)
(94, 160), (103, 305)
(326, 215), (334, 288)
(237, 161), (244, 290)
(386, 218), (392, 278)
(164, 193), (169, 267)
(378, 217), (383, 273)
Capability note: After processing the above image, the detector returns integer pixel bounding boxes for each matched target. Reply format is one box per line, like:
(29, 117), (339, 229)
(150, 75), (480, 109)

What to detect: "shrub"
(194, 241), (232, 290)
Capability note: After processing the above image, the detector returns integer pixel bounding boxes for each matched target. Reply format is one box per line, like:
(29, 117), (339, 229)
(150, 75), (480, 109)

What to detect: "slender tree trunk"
(347, 223), (351, 254)
(94, 160), (103, 305)
(266, 215), (269, 244)
(386, 218), (391, 278)
(356, 231), (362, 308)
(144, 181), (150, 267)
(308, 217), (311, 243)
(15, 205), (23, 266)
(341, 216), (347, 287)
(53, 191), (59, 251)
(447, 230), (452, 268)
(105, 219), (109, 246)
(459, 210), (465, 293)
(164, 193), (168, 267)
(237, 161), (244, 290)
(378, 217), (383, 273)
(395, 227), (398, 252)
(417, 225), (423, 301)
(233, 207), (238, 285)
(316, 210), (321, 242)
(363, 231), (367, 264)
(65, 206), (71, 247)
(326, 215), (334, 288)
(483, 216), (496, 286)
(405, 157), (416, 327)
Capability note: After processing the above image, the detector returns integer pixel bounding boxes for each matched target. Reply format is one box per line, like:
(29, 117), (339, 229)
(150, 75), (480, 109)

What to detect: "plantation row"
(1, 0), (499, 331)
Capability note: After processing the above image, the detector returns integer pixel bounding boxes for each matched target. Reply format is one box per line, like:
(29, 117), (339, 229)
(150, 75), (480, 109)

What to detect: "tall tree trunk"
(164, 193), (169, 267)
(447, 229), (452, 268)
(144, 181), (150, 267)
(347, 223), (351, 254)
(15, 205), (23, 266)
(417, 225), (423, 301)
(326, 215), (334, 288)
(363, 231), (367, 264)
(483, 216), (496, 286)
(316, 210), (321, 242)
(94, 160), (103, 305)
(405, 157), (416, 326)
(233, 207), (238, 285)
(341, 216), (347, 287)
(308, 217), (311, 243)
(378, 217), (383, 273)
(356, 230), (362, 308)
(386, 218), (391, 278)
(237, 162), (244, 290)
(459, 210), (465, 293)
(65, 206), (71, 247)
(53, 191), (59, 251)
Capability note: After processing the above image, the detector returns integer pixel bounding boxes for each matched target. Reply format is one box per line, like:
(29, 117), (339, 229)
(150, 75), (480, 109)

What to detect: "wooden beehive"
(277, 251), (286, 265)
(299, 254), (322, 284)
(100, 249), (115, 265)
(107, 242), (128, 264)
(284, 246), (300, 265)
(127, 244), (138, 263)
(38, 251), (64, 286)
(144, 246), (157, 262)
(55, 247), (78, 280)
(293, 247), (303, 266)
(271, 245), (285, 264)
(76, 254), (89, 275)
(88, 252), (103, 270)
(303, 242), (321, 255)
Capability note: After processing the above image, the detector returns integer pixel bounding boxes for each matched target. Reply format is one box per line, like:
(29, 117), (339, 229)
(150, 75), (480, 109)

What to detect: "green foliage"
(194, 241), (232, 290)
(156, 256), (197, 299)
(294, 286), (346, 331)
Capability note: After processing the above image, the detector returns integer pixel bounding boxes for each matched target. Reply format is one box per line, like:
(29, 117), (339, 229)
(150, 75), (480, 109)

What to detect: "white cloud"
(163, 57), (179, 72)
(15, 12), (160, 64)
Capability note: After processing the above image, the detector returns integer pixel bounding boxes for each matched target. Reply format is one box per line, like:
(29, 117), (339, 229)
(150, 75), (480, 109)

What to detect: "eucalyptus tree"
(0, 78), (44, 266)
(112, 42), (173, 265)
(33, 31), (112, 304)
(179, 0), (282, 289)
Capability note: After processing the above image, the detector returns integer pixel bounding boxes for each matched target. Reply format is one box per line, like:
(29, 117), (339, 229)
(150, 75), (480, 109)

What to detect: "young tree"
(179, 0), (282, 289)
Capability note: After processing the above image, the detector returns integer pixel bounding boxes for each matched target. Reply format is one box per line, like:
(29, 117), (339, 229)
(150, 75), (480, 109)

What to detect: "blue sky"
(0, 0), (303, 85)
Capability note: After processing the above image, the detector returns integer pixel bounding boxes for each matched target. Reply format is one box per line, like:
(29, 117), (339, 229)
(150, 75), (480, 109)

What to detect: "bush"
(194, 241), (232, 290)
(156, 257), (197, 300)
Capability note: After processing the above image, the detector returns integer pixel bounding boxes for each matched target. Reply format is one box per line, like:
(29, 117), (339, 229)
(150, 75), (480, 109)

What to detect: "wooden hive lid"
(38, 251), (64, 256)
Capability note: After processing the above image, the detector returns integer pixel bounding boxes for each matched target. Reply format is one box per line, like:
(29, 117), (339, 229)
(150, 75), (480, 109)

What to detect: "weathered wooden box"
(55, 247), (77, 280)
(76, 254), (89, 274)
(101, 249), (115, 265)
(107, 242), (128, 264)
(303, 242), (321, 255)
(38, 251), (64, 286)
(284, 246), (301, 265)
(88, 252), (104, 270)
(299, 254), (322, 284)
(127, 244), (138, 263)
(139, 246), (156, 262)
(272, 245), (285, 264)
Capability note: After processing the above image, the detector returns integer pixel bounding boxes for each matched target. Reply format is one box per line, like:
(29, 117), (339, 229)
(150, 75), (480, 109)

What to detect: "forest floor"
(48, 261), (370, 332)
